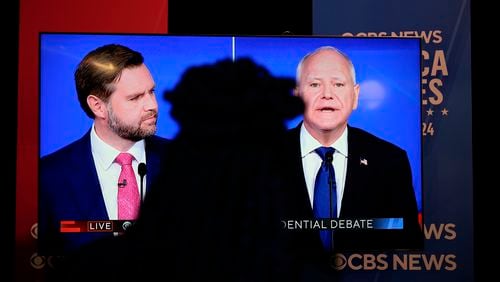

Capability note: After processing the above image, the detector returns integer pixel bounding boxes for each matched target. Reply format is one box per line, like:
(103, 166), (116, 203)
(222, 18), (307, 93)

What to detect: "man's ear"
(352, 84), (360, 110)
(293, 86), (300, 97)
(87, 95), (107, 119)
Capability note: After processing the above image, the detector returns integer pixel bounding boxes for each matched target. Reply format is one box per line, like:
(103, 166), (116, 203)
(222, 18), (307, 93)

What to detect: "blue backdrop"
(313, 0), (472, 281)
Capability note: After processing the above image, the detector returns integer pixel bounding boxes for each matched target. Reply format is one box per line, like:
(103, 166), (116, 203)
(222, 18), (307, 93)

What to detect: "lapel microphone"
(138, 163), (147, 204)
(117, 179), (127, 188)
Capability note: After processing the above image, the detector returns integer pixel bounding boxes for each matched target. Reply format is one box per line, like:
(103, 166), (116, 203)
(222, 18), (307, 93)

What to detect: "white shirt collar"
(299, 123), (348, 158)
(90, 123), (145, 170)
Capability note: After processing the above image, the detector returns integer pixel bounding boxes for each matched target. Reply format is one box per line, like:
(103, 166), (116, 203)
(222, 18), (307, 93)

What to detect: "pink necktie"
(115, 153), (140, 220)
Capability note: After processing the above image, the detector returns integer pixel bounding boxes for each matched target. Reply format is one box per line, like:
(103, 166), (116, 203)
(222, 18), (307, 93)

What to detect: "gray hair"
(295, 46), (356, 85)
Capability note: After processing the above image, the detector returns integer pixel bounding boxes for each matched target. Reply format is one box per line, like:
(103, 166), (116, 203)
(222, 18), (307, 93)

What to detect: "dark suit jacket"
(286, 124), (423, 256)
(38, 130), (169, 256)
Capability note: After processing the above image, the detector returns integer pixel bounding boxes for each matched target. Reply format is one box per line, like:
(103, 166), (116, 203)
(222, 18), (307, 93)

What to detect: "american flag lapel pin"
(360, 157), (368, 166)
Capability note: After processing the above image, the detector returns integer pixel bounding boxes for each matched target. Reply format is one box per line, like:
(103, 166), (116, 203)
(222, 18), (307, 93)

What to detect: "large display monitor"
(38, 33), (422, 256)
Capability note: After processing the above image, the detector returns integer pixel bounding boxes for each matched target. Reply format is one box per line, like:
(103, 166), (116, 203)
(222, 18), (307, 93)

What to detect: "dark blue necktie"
(313, 147), (336, 252)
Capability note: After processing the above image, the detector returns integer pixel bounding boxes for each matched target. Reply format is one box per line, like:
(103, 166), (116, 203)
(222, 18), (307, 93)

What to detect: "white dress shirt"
(299, 123), (348, 216)
(90, 124), (147, 220)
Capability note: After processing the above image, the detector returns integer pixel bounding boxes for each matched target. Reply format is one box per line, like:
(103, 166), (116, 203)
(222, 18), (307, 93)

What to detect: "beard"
(107, 104), (157, 141)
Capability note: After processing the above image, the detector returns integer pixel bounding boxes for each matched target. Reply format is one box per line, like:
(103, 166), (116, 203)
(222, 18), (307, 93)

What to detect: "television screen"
(38, 33), (422, 257)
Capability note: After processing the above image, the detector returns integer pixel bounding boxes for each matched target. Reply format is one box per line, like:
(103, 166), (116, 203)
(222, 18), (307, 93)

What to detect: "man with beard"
(38, 44), (169, 257)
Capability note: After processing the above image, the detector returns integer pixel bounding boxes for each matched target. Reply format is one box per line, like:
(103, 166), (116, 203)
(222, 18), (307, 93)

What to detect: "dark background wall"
(8, 2), (19, 282)
(168, 0), (312, 35)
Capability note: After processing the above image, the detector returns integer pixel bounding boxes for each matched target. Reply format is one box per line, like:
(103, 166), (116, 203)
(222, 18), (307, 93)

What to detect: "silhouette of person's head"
(165, 57), (303, 141)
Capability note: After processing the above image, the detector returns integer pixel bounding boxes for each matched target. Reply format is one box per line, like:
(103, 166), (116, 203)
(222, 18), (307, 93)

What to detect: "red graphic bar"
(60, 220), (83, 233)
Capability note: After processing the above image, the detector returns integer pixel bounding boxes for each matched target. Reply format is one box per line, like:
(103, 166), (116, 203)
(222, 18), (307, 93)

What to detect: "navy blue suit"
(38, 131), (169, 256)
(286, 125), (423, 256)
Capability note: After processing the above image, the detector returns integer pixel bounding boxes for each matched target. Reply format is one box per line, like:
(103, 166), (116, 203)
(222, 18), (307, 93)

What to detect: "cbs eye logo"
(330, 253), (389, 271)
(30, 253), (46, 269)
(331, 253), (347, 270)
(30, 223), (38, 239)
